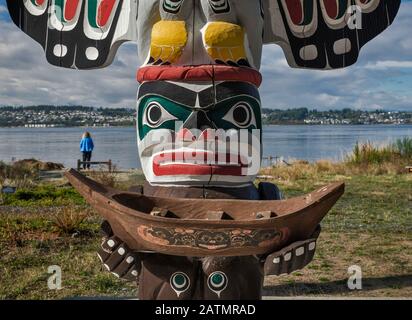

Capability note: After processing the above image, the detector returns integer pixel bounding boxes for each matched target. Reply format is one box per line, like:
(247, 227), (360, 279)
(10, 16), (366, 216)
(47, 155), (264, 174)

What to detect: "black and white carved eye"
(170, 272), (190, 297)
(207, 271), (228, 297)
(222, 102), (256, 128)
(143, 102), (177, 128)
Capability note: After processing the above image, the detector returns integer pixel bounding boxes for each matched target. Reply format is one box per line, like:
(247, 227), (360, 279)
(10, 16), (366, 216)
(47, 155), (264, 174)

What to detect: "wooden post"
(108, 160), (112, 172)
(77, 159), (81, 171)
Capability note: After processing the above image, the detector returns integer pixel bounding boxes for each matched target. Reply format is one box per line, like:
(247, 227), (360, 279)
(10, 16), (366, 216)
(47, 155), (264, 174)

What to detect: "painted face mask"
(137, 80), (262, 187)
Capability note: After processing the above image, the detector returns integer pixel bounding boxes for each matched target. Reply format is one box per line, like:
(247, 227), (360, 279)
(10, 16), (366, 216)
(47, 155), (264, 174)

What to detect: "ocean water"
(0, 125), (411, 169)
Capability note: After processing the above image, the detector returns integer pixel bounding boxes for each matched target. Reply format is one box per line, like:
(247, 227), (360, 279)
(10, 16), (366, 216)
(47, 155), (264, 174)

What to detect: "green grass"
(260, 170), (412, 297)
(0, 170), (411, 299)
(276, 174), (412, 234)
(1, 185), (85, 207)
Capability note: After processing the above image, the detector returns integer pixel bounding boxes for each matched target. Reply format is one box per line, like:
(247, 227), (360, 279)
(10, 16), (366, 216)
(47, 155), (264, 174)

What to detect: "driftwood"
(65, 169), (344, 257)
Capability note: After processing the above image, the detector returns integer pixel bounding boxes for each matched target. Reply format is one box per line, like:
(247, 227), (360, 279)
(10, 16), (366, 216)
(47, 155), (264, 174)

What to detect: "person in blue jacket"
(80, 131), (94, 169)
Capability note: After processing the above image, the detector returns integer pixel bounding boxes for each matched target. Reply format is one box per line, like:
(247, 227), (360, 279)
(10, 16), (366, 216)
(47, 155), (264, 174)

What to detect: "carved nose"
(183, 111), (215, 132)
(176, 128), (216, 142)
(176, 128), (196, 142)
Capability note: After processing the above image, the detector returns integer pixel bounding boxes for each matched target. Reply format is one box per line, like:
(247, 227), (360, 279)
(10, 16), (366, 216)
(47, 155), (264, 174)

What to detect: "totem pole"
(7, 0), (400, 300)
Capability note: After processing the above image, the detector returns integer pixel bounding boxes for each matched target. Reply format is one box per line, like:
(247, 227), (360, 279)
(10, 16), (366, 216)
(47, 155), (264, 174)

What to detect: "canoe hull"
(65, 169), (344, 257)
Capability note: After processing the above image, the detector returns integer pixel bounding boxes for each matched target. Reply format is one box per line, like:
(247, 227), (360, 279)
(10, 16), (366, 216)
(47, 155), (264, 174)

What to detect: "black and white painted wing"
(262, 0), (401, 69)
(6, 0), (138, 69)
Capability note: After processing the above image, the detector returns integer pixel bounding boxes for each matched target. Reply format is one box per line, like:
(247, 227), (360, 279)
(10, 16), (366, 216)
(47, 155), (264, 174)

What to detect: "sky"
(0, 0), (411, 111)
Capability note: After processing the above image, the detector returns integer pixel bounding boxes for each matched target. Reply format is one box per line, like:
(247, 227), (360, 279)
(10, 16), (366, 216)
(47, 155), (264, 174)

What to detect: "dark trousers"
(82, 151), (92, 169)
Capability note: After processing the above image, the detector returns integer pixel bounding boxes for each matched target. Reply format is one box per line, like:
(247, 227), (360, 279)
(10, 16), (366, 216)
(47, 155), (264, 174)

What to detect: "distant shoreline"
(1, 107), (411, 127)
(1, 123), (412, 129)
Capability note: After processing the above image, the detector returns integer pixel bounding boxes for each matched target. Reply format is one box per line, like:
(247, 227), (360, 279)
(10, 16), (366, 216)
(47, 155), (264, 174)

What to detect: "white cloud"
(315, 93), (341, 107)
(0, 5), (7, 14)
(364, 60), (412, 70)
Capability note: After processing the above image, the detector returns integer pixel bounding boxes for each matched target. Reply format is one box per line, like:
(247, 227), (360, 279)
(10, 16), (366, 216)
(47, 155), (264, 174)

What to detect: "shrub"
(346, 137), (412, 168)
(394, 137), (412, 159)
(51, 206), (91, 235)
(0, 161), (37, 188)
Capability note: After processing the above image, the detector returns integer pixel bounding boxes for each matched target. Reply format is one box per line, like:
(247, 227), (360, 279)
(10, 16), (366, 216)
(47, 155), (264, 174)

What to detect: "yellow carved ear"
(149, 21), (188, 65)
(202, 22), (249, 67)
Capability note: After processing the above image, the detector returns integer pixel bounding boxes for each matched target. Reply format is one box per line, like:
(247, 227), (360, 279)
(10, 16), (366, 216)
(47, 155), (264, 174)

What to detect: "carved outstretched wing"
(262, 0), (401, 69)
(6, 0), (138, 69)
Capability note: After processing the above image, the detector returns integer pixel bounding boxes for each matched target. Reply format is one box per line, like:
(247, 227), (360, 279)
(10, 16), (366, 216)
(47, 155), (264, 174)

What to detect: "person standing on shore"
(80, 132), (94, 170)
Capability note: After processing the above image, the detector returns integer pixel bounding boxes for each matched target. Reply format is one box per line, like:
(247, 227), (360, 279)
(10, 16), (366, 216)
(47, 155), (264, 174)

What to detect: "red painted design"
(98, 0), (117, 27)
(64, 0), (80, 21)
(198, 129), (216, 141)
(323, 0), (338, 19)
(285, 0), (303, 25)
(137, 65), (262, 87)
(152, 152), (248, 176)
(35, 0), (46, 5)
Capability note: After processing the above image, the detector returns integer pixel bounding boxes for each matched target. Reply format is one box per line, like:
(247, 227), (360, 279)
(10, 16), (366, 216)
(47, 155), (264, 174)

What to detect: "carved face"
(137, 81), (262, 187)
(195, 231), (231, 250)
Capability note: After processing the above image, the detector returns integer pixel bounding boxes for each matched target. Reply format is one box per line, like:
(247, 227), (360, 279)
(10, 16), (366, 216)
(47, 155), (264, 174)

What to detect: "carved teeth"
(126, 256), (135, 264)
(296, 247), (305, 256)
(309, 242), (316, 251)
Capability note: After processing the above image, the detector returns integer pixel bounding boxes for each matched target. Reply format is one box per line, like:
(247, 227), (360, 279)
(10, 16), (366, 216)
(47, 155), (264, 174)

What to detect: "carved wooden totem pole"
(7, 0), (400, 299)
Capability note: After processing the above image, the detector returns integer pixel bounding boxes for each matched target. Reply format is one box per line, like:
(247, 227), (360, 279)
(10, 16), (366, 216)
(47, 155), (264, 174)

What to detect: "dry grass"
(86, 165), (118, 188)
(261, 139), (412, 182)
(50, 206), (93, 235)
(13, 159), (64, 171)
(0, 207), (137, 299)
(0, 161), (37, 189)
(0, 159), (65, 190)
(260, 159), (407, 184)
(264, 232), (412, 297)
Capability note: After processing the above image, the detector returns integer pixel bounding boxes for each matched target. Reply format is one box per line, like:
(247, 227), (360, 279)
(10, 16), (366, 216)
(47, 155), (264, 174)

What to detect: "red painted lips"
(152, 151), (249, 176)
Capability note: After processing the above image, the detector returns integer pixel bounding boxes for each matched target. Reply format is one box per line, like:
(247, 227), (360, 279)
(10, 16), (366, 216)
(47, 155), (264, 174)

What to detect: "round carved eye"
(214, 234), (225, 243)
(207, 271), (228, 292)
(199, 234), (211, 243)
(146, 102), (162, 126)
(222, 102), (256, 129)
(170, 272), (190, 292)
(143, 101), (177, 128)
(233, 103), (250, 126)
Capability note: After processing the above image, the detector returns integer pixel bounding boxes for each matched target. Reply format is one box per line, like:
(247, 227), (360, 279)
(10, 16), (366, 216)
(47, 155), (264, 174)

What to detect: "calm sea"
(0, 125), (411, 169)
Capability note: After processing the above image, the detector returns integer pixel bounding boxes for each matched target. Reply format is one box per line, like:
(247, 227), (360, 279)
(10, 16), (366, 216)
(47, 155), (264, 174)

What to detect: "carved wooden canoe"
(65, 169), (344, 257)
